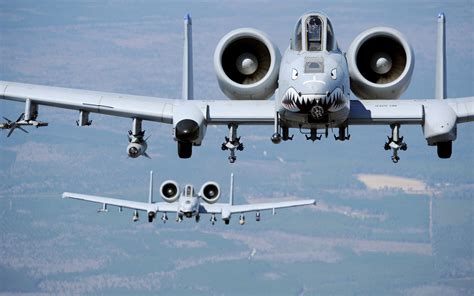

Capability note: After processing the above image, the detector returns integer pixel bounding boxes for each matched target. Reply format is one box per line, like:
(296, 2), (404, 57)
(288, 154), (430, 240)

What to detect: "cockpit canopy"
(184, 184), (195, 197)
(291, 12), (338, 52)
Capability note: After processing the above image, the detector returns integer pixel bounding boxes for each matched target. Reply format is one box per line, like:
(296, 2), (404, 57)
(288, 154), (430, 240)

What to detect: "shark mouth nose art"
(281, 87), (346, 113)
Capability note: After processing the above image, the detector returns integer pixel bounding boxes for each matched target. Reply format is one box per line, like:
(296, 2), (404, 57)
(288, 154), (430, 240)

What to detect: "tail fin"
(229, 173), (234, 205)
(435, 12), (446, 100)
(148, 171), (154, 204)
(182, 13), (194, 100)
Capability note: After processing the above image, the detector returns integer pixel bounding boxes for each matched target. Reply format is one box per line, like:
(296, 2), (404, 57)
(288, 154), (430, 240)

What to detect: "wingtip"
(437, 12), (445, 22)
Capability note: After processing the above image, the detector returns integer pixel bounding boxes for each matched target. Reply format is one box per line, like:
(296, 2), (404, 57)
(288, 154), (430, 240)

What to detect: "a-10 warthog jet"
(63, 172), (316, 225)
(1, 12), (473, 163)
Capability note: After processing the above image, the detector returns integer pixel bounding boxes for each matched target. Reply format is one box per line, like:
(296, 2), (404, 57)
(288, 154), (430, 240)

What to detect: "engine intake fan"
(347, 27), (414, 100)
(199, 182), (220, 204)
(214, 28), (281, 100)
(160, 181), (180, 203)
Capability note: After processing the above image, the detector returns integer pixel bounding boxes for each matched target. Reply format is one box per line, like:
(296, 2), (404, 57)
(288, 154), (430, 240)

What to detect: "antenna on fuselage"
(435, 12), (446, 100)
(148, 170), (154, 204)
(229, 173), (234, 205)
(182, 13), (194, 100)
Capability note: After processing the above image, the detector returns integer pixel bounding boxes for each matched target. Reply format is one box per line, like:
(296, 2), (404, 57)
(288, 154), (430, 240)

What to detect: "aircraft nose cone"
(175, 119), (200, 142)
(236, 53), (258, 75)
(370, 52), (392, 74)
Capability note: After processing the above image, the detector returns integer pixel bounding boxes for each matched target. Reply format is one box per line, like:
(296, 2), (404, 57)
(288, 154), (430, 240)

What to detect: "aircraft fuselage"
(178, 194), (200, 218)
(276, 12), (350, 130)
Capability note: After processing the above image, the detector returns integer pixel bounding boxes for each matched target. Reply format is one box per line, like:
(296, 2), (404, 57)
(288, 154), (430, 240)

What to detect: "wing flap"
(201, 100), (275, 124)
(349, 97), (474, 126)
(348, 99), (424, 125)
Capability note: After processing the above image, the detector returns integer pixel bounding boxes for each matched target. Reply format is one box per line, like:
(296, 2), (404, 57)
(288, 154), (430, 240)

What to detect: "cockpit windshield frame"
(185, 185), (194, 197)
(291, 19), (303, 51)
(292, 12), (337, 53)
(326, 19), (337, 52)
(305, 15), (323, 51)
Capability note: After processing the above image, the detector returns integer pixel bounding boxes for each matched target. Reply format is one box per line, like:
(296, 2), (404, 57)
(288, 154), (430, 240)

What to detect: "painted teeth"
(283, 87), (347, 113)
(327, 88), (345, 112)
(282, 88), (301, 112)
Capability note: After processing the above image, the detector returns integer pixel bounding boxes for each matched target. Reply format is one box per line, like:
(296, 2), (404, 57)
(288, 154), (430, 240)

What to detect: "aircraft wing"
(446, 97), (474, 123)
(62, 192), (179, 212)
(2, 80), (472, 126)
(348, 97), (474, 125)
(201, 199), (316, 215)
(0, 81), (275, 125)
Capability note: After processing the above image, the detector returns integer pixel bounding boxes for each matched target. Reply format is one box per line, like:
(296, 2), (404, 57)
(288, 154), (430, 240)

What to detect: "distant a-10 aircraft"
(63, 172), (316, 225)
(1, 12), (473, 163)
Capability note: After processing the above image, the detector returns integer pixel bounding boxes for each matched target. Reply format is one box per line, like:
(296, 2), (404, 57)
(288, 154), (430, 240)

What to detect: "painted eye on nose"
(291, 68), (298, 80)
(331, 68), (337, 80)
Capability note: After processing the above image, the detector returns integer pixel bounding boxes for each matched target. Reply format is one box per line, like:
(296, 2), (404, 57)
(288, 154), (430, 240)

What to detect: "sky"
(0, 1), (473, 295)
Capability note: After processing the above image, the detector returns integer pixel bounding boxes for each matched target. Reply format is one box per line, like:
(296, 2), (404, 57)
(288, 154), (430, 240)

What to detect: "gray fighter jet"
(63, 172), (316, 225)
(1, 12), (473, 163)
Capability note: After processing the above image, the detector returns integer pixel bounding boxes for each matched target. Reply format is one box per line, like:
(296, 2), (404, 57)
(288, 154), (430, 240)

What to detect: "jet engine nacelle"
(214, 28), (281, 100)
(160, 181), (180, 203)
(199, 182), (220, 204)
(127, 142), (147, 158)
(347, 27), (414, 100)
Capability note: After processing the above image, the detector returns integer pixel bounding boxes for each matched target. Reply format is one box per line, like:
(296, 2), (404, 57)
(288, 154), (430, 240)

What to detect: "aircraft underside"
(278, 106), (350, 141)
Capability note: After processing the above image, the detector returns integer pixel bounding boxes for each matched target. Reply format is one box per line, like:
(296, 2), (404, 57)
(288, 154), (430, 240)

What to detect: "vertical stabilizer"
(182, 14), (194, 100)
(435, 13), (446, 100)
(229, 173), (234, 205)
(148, 171), (154, 204)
